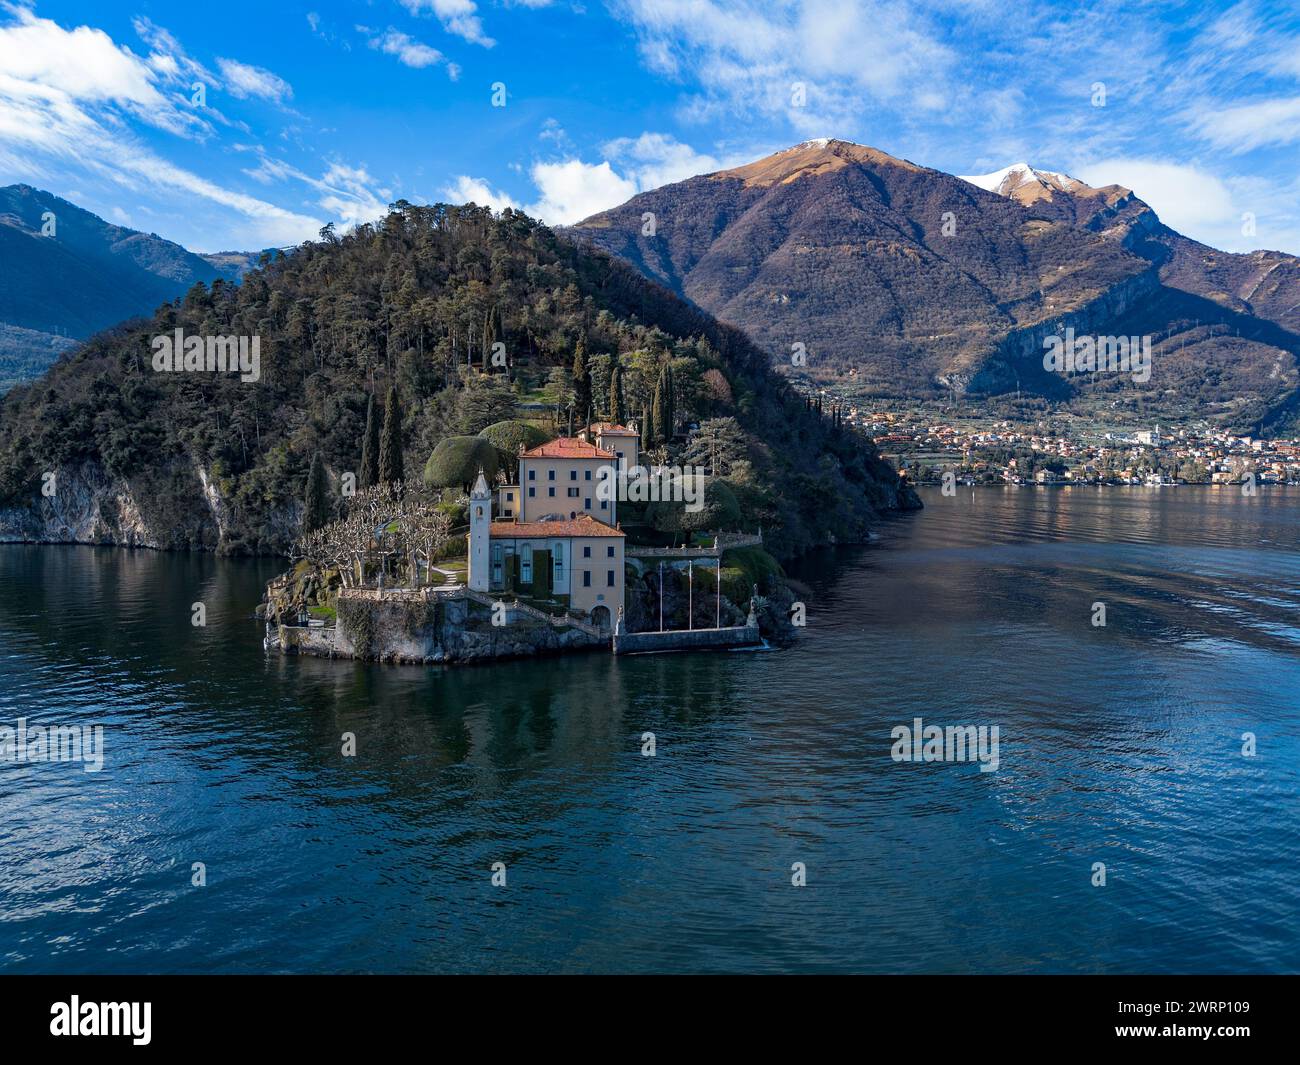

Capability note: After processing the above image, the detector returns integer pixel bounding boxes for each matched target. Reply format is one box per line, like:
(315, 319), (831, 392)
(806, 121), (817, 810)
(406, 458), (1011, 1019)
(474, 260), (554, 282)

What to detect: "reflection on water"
(1, 487), (1297, 973)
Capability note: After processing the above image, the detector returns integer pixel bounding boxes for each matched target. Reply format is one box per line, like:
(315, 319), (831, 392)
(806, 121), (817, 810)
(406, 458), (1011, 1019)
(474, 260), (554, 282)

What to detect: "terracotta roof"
(584, 422), (638, 436)
(520, 437), (614, 460)
(490, 515), (625, 539)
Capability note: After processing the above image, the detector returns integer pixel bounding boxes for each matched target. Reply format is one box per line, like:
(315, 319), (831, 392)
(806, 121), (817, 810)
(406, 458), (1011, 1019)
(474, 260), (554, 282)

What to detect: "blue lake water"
(1, 486), (1298, 973)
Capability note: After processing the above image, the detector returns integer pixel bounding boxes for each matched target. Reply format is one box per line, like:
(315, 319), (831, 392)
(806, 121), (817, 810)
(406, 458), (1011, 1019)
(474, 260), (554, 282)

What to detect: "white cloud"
(1076, 160), (1235, 235)
(400, 0), (496, 48)
(443, 159), (639, 225)
(526, 160), (637, 224)
(132, 16), (216, 89)
(601, 131), (725, 189)
(237, 147), (394, 230)
(614, 0), (952, 131)
(1191, 96), (1300, 153)
(0, 9), (320, 246)
(1074, 157), (1300, 254)
(316, 162), (391, 227)
(216, 57), (293, 102)
(0, 7), (179, 124)
(357, 26), (457, 76)
(442, 175), (521, 211)
(444, 133), (746, 225)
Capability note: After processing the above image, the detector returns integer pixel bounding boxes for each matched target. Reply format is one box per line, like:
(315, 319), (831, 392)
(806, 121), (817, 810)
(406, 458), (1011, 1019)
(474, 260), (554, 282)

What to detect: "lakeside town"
(852, 407), (1300, 487)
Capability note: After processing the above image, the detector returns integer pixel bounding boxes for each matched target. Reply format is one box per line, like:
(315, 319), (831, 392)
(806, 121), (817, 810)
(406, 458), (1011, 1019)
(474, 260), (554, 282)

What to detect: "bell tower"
(468, 469), (492, 592)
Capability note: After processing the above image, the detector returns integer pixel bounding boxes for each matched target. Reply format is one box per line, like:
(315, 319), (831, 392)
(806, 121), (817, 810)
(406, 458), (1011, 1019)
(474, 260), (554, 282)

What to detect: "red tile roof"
(584, 422), (638, 437)
(490, 516), (625, 539)
(520, 437), (614, 460)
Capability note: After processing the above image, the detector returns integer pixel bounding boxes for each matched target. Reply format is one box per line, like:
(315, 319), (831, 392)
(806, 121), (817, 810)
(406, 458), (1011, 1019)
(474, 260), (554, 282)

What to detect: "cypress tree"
(303, 451), (330, 532)
(378, 384), (404, 487)
(572, 339), (590, 424)
(609, 362), (624, 425)
(641, 402), (654, 452)
(359, 392), (380, 488)
(650, 375), (665, 450)
(663, 363), (675, 440)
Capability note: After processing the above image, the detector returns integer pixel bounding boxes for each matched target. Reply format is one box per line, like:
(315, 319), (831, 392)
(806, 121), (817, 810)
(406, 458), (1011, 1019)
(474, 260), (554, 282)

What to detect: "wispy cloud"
(215, 57), (293, 102)
(400, 0), (496, 48)
(357, 25), (460, 78)
(0, 7), (335, 246)
(614, 0), (954, 134)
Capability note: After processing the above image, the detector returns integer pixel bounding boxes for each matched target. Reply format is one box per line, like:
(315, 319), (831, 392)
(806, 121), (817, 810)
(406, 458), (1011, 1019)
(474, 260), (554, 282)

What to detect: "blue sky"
(1, 0), (1298, 254)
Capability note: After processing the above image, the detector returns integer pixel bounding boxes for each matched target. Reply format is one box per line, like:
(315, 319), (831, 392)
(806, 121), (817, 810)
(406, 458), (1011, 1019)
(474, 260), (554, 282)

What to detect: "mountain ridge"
(570, 139), (1300, 433)
(0, 184), (257, 390)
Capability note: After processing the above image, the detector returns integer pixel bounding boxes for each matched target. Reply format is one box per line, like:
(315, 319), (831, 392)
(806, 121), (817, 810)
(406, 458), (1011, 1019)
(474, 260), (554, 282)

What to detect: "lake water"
(1, 487), (1297, 973)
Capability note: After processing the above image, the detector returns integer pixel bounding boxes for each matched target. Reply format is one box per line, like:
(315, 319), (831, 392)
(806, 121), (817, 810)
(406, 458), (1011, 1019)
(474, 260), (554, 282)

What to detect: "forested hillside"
(0, 203), (916, 559)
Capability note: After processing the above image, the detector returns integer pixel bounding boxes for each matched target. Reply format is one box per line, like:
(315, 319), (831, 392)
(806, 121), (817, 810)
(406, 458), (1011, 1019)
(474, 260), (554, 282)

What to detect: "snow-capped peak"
(960, 162), (1082, 196)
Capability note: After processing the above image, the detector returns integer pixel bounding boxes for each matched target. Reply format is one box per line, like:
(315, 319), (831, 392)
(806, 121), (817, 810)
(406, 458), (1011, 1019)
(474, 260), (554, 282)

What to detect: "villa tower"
(468, 470), (492, 592)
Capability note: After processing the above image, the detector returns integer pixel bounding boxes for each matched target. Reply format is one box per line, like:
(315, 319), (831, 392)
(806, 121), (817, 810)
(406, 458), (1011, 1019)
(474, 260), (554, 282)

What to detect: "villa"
(468, 423), (640, 632)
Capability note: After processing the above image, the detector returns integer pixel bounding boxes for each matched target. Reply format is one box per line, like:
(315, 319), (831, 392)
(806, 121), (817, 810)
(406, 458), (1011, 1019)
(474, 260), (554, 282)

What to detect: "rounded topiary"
(479, 420), (552, 477)
(423, 436), (500, 490)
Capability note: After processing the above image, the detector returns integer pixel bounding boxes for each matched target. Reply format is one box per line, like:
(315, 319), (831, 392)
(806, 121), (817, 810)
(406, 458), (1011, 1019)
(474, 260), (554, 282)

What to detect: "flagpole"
(688, 560), (693, 630)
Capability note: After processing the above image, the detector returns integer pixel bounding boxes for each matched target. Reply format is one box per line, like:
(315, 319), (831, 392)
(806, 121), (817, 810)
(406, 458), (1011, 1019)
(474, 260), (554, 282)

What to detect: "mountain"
(570, 140), (1300, 433)
(0, 185), (255, 390)
(963, 166), (1300, 338)
(958, 163), (1143, 230)
(0, 203), (916, 558)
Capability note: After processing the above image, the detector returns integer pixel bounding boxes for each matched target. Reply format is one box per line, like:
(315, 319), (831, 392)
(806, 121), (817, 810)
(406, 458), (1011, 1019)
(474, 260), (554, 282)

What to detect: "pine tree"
(609, 362), (624, 425)
(378, 384), (404, 487)
(303, 451), (330, 532)
(572, 339), (590, 424)
(359, 392), (380, 488)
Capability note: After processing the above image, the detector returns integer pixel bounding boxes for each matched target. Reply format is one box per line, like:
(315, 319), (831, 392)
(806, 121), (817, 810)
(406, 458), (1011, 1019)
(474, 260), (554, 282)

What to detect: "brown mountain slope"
(973, 164), (1300, 335)
(571, 141), (1300, 433)
(572, 140), (1153, 393)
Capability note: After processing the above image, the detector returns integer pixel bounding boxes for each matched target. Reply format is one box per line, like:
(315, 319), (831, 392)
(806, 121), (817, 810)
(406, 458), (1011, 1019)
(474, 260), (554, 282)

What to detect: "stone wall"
(273, 589), (608, 665)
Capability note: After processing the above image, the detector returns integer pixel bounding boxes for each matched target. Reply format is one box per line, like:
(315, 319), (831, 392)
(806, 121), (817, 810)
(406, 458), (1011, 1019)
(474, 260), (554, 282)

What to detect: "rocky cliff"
(0, 457), (298, 551)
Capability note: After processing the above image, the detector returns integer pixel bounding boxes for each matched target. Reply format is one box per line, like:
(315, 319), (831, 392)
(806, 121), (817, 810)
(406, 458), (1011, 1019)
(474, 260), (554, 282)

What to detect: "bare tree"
(292, 481), (454, 589)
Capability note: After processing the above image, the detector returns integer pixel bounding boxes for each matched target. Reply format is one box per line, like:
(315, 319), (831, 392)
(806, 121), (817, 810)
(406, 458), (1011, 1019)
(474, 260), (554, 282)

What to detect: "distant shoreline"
(910, 481), (1298, 489)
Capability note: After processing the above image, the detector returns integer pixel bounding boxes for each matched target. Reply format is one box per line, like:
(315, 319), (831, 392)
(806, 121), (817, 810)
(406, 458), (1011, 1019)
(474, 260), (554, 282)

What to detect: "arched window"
(553, 542), (564, 582)
(521, 544), (533, 583)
